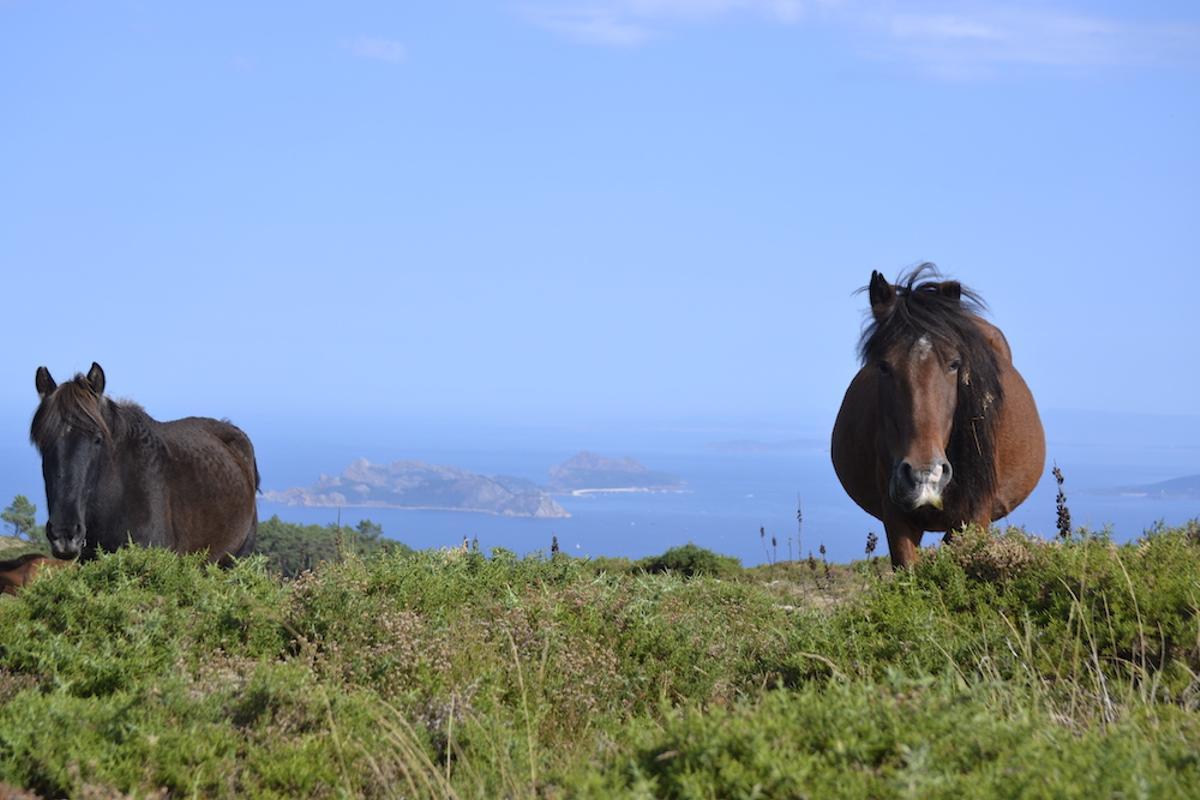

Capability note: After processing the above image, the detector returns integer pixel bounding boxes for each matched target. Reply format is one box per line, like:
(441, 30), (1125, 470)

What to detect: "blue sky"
(2, 0), (1198, 436)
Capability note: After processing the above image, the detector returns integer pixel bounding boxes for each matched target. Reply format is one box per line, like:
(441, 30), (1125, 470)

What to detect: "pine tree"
(2, 495), (37, 541)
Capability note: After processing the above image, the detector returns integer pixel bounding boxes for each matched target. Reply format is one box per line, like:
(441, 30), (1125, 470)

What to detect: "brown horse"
(831, 266), (1044, 567)
(0, 553), (71, 595)
(30, 363), (260, 563)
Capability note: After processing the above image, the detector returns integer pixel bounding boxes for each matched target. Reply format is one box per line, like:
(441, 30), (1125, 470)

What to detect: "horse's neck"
(96, 407), (160, 508)
(109, 404), (162, 451)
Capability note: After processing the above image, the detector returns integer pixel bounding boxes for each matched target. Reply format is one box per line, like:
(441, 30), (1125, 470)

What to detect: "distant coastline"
(547, 451), (684, 494)
(258, 498), (568, 519)
(262, 458), (570, 519)
(1090, 473), (1200, 500)
(561, 486), (691, 497)
(263, 451), (683, 519)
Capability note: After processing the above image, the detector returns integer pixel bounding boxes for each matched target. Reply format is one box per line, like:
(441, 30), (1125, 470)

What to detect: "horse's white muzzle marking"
(911, 463), (945, 509)
(913, 483), (944, 510)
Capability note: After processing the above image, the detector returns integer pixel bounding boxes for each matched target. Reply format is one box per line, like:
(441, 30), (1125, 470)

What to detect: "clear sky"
(2, 1), (1198, 435)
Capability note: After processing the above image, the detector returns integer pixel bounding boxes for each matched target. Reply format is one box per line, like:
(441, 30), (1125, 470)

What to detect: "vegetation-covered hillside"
(0, 524), (1198, 798)
(0, 512), (409, 579)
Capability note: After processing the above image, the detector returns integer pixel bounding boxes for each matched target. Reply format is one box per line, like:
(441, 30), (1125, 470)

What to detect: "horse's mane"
(859, 264), (1006, 521)
(30, 375), (148, 451)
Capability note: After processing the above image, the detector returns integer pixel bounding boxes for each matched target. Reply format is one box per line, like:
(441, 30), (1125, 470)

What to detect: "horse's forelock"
(30, 376), (111, 450)
(858, 265), (988, 364)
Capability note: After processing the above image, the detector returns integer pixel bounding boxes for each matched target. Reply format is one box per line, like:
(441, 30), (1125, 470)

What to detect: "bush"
(0, 547), (287, 698)
(635, 543), (742, 578)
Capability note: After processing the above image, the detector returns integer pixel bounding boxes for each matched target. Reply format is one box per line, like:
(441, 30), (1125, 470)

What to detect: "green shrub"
(636, 543), (742, 578)
(0, 547), (287, 697)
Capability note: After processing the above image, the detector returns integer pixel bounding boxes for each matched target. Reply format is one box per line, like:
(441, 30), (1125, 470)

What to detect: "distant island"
(262, 452), (684, 517)
(1099, 474), (1200, 499)
(548, 451), (684, 495)
(263, 458), (569, 519)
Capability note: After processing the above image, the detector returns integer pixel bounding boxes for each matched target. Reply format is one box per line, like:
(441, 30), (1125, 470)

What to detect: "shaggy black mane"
(859, 263), (1005, 522)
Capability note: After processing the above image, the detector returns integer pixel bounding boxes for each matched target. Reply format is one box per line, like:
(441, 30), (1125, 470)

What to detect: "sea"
(2, 410), (1197, 565)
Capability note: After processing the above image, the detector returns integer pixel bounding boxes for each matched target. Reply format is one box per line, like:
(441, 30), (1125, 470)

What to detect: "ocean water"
(258, 447), (836, 565)
(255, 433), (1200, 565)
(4, 414), (1197, 565)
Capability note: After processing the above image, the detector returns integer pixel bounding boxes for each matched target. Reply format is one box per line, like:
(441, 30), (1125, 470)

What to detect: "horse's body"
(0, 553), (69, 595)
(831, 267), (1044, 567)
(30, 363), (259, 562)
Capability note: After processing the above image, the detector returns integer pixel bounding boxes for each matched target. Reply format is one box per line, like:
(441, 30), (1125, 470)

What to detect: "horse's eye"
(948, 359), (961, 372)
(93, 434), (103, 446)
(877, 362), (891, 375)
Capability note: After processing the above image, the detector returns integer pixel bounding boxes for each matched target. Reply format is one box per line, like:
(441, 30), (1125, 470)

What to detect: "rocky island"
(263, 458), (569, 518)
(548, 451), (684, 495)
(263, 452), (683, 517)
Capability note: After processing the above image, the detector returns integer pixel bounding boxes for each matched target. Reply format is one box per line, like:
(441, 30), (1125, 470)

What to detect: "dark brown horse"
(30, 363), (260, 562)
(0, 553), (71, 595)
(831, 266), (1044, 567)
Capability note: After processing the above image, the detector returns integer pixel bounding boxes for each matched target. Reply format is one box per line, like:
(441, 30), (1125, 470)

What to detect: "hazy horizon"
(2, 403), (1196, 563)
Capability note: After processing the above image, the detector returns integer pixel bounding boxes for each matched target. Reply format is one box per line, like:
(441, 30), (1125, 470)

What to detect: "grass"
(0, 524), (1198, 797)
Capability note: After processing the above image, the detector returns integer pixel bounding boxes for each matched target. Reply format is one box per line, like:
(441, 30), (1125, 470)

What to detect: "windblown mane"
(30, 375), (147, 451)
(858, 264), (1006, 521)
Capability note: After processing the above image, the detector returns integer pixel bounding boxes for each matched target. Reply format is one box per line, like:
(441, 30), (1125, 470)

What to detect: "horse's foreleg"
(883, 517), (924, 569)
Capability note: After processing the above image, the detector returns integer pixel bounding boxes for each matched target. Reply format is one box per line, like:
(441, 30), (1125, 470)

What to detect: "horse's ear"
(86, 362), (106, 395)
(869, 271), (895, 319)
(939, 281), (962, 302)
(35, 367), (56, 398)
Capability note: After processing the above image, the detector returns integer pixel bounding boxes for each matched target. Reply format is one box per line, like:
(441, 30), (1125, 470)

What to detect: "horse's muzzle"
(45, 520), (85, 560)
(891, 459), (953, 511)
